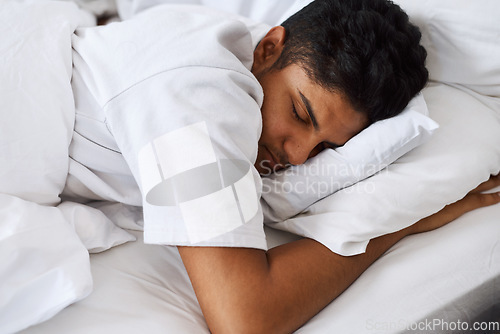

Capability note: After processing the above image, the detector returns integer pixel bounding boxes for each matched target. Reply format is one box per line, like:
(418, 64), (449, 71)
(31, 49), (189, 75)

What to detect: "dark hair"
(273, 0), (428, 123)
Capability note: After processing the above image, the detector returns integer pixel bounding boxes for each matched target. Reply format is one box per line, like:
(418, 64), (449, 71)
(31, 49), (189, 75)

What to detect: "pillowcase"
(392, 0), (500, 98)
(261, 93), (439, 222)
(266, 83), (500, 256)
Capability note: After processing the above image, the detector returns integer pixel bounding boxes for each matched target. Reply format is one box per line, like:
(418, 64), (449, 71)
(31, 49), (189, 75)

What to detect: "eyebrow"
(298, 90), (319, 131)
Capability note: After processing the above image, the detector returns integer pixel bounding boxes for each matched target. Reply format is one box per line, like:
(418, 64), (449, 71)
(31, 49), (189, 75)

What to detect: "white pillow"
(267, 83), (500, 256)
(392, 0), (500, 98)
(261, 93), (439, 222)
(0, 0), (93, 206)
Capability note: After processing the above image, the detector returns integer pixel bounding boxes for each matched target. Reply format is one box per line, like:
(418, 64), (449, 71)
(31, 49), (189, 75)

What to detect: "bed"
(2, 0), (500, 333)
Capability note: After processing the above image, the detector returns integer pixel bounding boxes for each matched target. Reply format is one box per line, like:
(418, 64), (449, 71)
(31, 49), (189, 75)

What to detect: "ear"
(252, 26), (286, 74)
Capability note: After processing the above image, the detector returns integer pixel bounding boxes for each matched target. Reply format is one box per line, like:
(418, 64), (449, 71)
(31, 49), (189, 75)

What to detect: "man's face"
(252, 63), (368, 175)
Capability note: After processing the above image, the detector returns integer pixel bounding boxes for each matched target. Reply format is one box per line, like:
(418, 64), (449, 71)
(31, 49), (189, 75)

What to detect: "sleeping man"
(65, 0), (500, 332)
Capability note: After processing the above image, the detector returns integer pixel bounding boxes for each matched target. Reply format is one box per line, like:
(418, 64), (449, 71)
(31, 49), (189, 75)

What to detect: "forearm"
(179, 175), (500, 334)
(262, 229), (409, 333)
(179, 227), (410, 334)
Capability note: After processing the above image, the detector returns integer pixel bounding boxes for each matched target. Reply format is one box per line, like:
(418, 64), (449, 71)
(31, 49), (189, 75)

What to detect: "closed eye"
(292, 102), (307, 124)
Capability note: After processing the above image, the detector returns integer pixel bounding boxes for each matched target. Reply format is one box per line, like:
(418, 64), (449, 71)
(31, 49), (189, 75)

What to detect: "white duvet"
(0, 2), (135, 333)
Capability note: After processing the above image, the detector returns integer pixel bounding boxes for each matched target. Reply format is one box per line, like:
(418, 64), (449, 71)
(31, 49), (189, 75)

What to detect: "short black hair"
(273, 0), (428, 123)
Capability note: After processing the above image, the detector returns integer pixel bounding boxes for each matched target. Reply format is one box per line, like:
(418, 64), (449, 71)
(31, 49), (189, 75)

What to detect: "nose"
(284, 136), (320, 166)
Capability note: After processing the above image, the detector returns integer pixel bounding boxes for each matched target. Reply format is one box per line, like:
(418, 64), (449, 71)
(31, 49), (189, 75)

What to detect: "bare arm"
(178, 175), (500, 334)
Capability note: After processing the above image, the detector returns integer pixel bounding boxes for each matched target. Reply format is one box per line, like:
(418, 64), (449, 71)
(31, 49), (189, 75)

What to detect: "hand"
(409, 174), (500, 235)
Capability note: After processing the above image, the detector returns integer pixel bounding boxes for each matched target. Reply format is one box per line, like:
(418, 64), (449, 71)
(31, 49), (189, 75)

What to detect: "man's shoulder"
(73, 4), (266, 106)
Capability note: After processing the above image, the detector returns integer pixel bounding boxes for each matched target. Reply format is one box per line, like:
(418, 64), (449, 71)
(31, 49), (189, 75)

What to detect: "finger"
(461, 191), (500, 212)
(475, 191), (500, 208)
(469, 174), (500, 194)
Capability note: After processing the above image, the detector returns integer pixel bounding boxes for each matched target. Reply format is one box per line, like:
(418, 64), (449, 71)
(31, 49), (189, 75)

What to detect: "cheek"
(258, 79), (290, 143)
(260, 108), (289, 143)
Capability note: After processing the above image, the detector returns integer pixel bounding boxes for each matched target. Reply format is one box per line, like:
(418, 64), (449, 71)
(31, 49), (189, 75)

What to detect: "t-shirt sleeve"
(104, 66), (267, 250)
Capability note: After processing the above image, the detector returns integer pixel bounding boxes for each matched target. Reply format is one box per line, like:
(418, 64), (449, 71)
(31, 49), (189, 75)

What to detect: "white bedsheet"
(19, 195), (500, 334)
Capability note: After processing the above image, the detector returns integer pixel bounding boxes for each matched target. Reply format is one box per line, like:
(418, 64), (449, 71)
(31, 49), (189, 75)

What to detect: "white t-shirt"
(66, 5), (270, 249)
